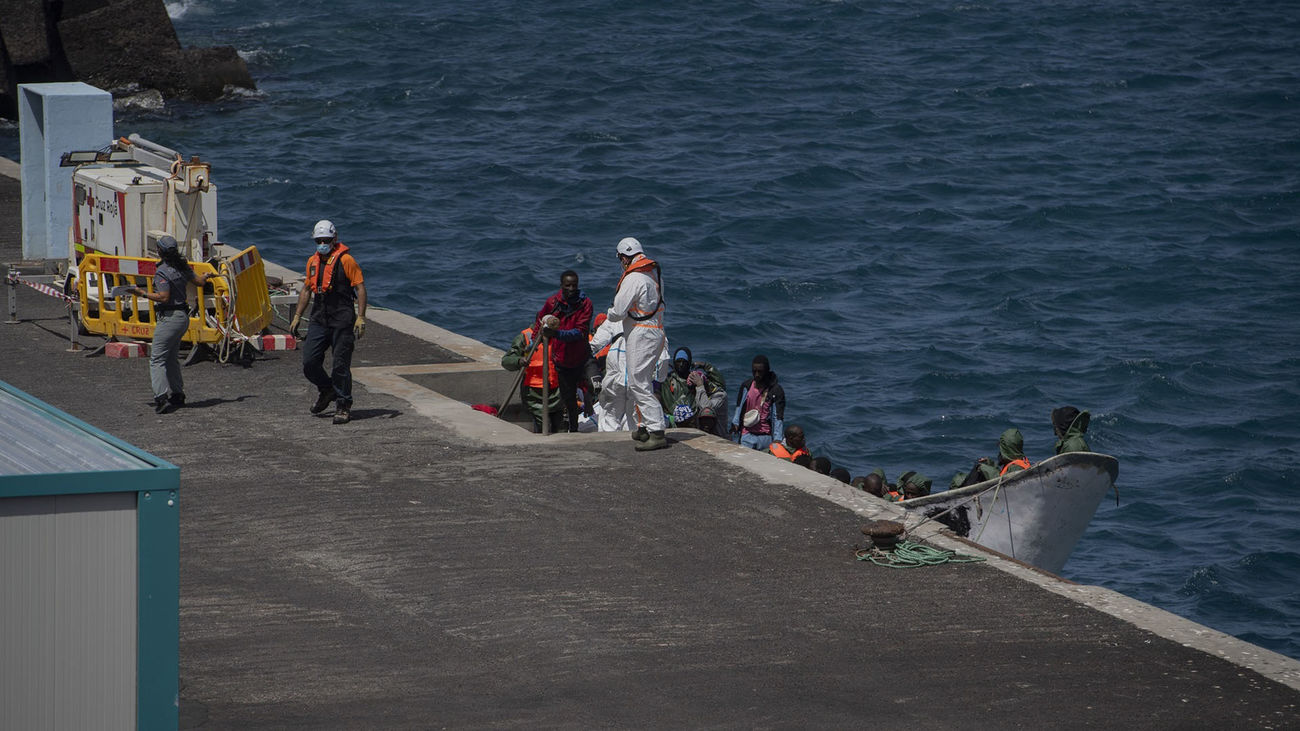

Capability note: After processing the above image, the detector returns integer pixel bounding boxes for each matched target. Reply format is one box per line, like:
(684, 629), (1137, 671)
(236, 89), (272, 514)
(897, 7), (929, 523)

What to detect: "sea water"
(3, 0), (1297, 660)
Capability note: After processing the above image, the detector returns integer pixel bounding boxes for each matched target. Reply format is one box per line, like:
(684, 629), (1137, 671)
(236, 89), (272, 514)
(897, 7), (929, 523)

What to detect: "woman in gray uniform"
(127, 235), (216, 413)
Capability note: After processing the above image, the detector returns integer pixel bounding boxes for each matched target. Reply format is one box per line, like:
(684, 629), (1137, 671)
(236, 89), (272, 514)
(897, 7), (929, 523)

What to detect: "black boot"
(153, 395), (172, 414)
(333, 404), (351, 425)
(310, 389), (334, 414)
(635, 430), (668, 451)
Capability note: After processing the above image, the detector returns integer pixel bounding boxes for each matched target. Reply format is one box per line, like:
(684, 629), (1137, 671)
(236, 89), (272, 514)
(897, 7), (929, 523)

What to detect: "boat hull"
(900, 452), (1119, 574)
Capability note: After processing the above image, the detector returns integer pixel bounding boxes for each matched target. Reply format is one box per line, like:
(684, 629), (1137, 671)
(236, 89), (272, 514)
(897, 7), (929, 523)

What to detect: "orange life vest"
(521, 328), (559, 389)
(1000, 458), (1031, 476)
(768, 442), (810, 462)
(306, 243), (353, 294)
(591, 313), (611, 359)
(615, 254), (663, 321)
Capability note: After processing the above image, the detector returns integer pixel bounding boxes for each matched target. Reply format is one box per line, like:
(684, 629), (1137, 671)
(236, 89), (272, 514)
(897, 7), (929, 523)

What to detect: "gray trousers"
(150, 309), (189, 399)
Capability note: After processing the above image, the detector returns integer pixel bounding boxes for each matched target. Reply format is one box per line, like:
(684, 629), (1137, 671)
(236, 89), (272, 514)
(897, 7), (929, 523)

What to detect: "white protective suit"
(590, 315), (670, 432)
(605, 252), (667, 432)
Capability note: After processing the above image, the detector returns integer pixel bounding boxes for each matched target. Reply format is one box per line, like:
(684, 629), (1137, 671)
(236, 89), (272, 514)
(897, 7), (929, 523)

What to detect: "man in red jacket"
(533, 270), (593, 432)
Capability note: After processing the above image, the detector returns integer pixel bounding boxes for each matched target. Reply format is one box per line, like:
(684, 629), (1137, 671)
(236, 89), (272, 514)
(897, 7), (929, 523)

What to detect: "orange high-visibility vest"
(306, 243), (352, 293)
(521, 328), (559, 389)
(591, 313), (611, 359)
(768, 442), (810, 462)
(1000, 458), (1031, 476)
(615, 254), (663, 321)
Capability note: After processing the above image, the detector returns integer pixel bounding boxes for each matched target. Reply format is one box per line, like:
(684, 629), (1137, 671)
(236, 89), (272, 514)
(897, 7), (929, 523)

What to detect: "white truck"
(64, 134), (217, 265)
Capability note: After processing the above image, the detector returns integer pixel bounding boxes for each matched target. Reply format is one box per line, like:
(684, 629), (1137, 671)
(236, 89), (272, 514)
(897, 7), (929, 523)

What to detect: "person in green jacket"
(899, 471), (933, 500)
(1051, 406), (1091, 454)
(658, 346), (729, 437)
(500, 325), (563, 433)
(949, 427), (1031, 489)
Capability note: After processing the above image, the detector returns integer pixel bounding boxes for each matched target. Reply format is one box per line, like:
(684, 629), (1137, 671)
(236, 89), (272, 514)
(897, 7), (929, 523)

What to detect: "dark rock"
(57, 0), (112, 21)
(178, 46), (255, 101)
(0, 0), (255, 119)
(103, 45), (255, 102)
(0, 0), (51, 66)
(57, 0), (180, 91)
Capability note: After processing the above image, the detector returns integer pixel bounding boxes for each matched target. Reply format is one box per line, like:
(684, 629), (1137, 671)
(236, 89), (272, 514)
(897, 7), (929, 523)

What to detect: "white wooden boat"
(900, 452), (1119, 574)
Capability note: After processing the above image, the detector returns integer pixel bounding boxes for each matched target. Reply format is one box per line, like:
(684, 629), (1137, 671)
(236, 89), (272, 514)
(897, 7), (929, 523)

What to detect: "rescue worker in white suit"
(590, 313), (672, 433)
(605, 237), (669, 451)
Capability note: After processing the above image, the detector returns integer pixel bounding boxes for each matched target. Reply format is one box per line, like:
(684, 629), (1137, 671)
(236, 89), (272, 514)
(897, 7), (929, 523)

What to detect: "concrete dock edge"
(344, 290), (1300, 693)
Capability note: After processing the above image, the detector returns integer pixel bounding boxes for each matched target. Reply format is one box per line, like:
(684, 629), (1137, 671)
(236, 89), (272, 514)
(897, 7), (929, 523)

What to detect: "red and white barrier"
(105, 341), (149, 358)
(98, 257), (156, 277)
(258, 334), (297, 351)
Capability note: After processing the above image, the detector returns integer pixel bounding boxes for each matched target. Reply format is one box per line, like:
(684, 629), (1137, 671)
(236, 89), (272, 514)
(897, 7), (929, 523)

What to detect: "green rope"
(855, 540), (986, 569)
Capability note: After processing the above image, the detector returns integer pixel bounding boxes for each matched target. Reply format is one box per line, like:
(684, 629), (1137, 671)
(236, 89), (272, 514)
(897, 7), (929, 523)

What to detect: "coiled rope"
(855, 540), (986, 569)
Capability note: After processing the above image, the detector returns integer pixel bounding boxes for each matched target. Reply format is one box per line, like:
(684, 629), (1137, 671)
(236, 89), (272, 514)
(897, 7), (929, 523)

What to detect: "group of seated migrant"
(764, 407), (1092, 502)
(502, 267), (1092, 489)
(500, 267), (778, 444)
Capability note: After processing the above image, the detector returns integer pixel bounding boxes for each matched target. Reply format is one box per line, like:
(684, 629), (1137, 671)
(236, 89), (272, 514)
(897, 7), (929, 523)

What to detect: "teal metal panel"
(137, 487), (179, 730)
(0, 380), (178, 731)
(3, 468), (178, 499)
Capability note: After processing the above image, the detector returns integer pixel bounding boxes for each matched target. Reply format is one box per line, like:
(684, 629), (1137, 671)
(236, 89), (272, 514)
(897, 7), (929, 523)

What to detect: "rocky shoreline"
(0, 0), (254, 119)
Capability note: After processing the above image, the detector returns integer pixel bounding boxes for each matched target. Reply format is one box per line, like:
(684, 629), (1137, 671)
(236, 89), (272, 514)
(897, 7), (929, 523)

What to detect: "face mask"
(316, 243), (332, 255)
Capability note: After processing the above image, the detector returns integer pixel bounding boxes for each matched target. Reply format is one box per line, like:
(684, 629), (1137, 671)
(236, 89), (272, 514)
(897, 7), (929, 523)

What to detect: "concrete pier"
(3, 166), (1299, 728)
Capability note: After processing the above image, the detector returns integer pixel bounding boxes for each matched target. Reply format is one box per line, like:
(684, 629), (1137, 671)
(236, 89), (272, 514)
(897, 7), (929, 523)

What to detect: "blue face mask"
(316, 242), (332, 255)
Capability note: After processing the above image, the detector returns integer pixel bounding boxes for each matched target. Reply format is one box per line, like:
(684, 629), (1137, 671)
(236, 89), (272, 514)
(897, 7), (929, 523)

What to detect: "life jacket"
(615, 254), (664, 322)
(521, 328), (559, 390)
(768, 442), (810, 462)
(306, 243), (354, 295)
(591, 313), (612, 359)
(1000, 458), (1031, 476)
(884, 490), (905, 502)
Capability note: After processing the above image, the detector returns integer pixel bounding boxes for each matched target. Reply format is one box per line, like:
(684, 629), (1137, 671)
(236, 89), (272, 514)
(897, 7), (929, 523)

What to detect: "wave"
(165, 0), (204, 21)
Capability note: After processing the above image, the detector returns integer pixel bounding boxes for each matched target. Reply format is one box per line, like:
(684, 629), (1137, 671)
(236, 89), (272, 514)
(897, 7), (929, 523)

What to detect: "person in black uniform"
(127, 235), (216, 414)
(289, 219), (368, 425)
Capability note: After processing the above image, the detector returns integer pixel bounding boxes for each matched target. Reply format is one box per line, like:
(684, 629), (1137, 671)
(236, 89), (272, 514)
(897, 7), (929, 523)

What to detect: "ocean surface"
(3, 0), (1298, 660)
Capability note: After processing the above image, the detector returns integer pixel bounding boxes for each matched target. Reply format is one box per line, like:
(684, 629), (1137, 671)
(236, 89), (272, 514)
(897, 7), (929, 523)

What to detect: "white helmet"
(616, 237), (643, 256)
(312, 219), (336, 240)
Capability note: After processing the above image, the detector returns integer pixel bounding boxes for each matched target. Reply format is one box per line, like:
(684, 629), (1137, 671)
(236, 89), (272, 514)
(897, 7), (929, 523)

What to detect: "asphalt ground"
(3, 169), (1300, 729)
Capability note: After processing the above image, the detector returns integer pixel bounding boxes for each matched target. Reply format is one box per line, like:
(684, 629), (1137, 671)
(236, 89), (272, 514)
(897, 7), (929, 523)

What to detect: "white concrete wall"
(18, 83), (113, 261)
